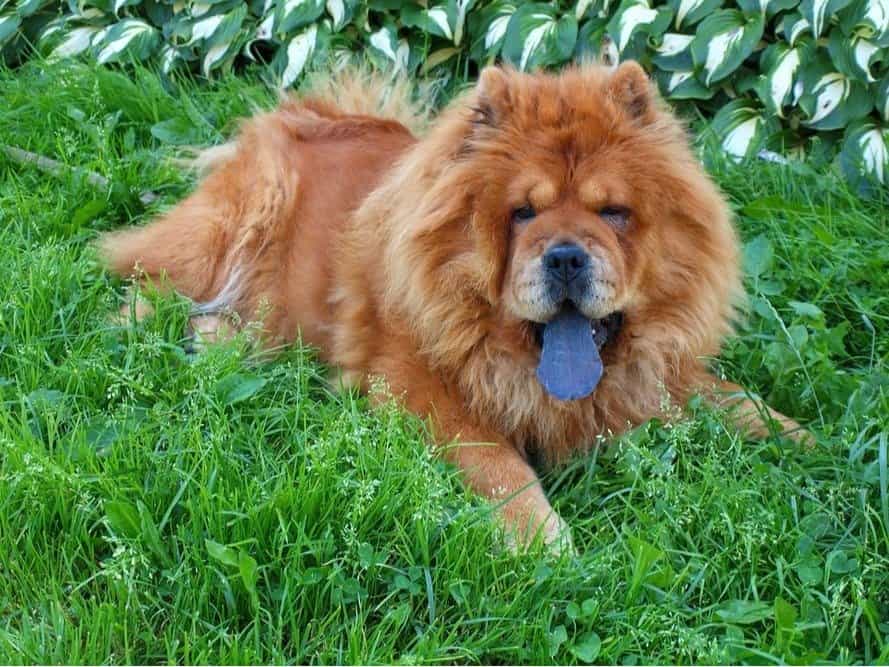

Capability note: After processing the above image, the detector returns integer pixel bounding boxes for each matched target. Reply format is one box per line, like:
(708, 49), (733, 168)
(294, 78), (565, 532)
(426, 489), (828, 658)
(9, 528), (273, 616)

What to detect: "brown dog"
(101, 62), (807, 550)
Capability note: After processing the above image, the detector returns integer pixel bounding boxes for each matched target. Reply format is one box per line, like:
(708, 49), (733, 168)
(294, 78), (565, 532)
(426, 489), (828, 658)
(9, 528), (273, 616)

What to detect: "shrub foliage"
(1, 0), (887, 193)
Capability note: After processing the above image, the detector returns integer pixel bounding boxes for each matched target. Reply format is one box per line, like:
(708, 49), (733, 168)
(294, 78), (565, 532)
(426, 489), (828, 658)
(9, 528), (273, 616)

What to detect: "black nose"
(543, 243), (589, 283)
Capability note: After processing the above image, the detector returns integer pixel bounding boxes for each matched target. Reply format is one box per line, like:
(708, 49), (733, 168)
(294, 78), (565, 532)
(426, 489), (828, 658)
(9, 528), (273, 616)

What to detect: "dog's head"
(385, 61), (740, 401)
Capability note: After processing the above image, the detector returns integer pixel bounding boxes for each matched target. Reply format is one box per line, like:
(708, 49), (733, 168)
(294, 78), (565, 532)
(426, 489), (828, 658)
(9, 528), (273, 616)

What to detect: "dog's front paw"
(540, 511), (576, 557)
(502, 504), (576, 557)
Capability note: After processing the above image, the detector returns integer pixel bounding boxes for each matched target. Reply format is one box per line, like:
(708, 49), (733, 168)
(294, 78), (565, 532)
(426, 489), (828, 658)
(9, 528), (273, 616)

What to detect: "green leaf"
(840, 119), (888, 194)
(275, 0), (324, 35)
(651, 32), (694, 70)
(668, 0), (722, 29)
(325, 0), (358, 32)
(93, 18), (159, 64)
(213, 373), (268, 405)
(138, 501), (170, 566)
(570, 632), (602, 663)
(827, 30), (883, 82)
(105, 500), (140, 538)
(402, 1), (476, 45)
(800, 0), (854, 37)
(206, 539), (239, 567)
(789, 300), (824, 318)
(777, 11), (811, 44)
(877, 73), (889, 121)
(756, 41), (805, 116)
(798, 58), (873, 130)
(654, 67), (715, 99)
(548, 624), (568, 658)
(48, 25), (102, 59)
(151, 117), (200, 145)
(72, 198), (107, 226)
(367, 24), (410, 72)
(274, 23), (321, 87)
(711, 100), (778, 160)
(606, 0), (671, 55)
(502, 4), (577, 71)
(17, 0), (52, 18)
(0, 13), (22, 48)
(239, 549), (259, 596)
(736, 0), (800, 17)
(715, 599), (773, 624)
(627, 536), (663, 602)
(691, 9), (764, 86)
(469, 1), (516, 60)
(743, 234), (774, 278)
(827, 550), (859, 573)
(402, 3), (458, 41)
(839, 0), (889, 47)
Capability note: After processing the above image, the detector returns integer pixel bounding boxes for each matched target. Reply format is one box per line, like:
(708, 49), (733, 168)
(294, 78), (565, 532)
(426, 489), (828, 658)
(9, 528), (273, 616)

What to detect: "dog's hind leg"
(99, 110), (304, 344)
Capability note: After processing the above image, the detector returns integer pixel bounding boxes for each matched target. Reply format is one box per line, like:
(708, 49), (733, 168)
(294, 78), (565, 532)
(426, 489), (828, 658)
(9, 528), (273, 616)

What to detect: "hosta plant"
(1, 0), (887, 195)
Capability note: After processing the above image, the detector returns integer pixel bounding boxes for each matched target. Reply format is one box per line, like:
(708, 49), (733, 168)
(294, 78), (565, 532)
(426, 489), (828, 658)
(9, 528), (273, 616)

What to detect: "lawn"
(0, 61), (887, 665)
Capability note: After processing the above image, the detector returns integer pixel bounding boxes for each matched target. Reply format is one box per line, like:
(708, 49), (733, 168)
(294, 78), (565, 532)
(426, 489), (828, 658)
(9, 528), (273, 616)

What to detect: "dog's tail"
(300, 61), (433, 135)
(188, 62), (430, 178)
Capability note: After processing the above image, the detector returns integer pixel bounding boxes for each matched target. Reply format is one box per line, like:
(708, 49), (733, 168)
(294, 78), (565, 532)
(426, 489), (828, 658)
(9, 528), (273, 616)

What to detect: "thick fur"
(100, 62), (807, 549)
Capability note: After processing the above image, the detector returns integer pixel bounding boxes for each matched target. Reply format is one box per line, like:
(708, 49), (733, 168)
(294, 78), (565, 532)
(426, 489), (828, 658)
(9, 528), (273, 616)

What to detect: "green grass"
(0, 60), (887, 665)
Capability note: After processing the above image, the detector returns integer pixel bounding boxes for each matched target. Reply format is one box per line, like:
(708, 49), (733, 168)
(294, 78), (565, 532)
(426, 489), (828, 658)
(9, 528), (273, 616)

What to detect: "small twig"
(2, 144), (158, 206)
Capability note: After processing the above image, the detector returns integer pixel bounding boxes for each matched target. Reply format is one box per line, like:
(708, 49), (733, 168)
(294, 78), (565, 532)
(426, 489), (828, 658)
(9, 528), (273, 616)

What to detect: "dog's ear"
(472, 66), (511, 126)
(608, 61), (656, 123)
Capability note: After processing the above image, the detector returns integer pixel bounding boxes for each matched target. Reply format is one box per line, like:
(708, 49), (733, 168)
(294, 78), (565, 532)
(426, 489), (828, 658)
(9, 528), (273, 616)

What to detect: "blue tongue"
(536, 306), (603, 401)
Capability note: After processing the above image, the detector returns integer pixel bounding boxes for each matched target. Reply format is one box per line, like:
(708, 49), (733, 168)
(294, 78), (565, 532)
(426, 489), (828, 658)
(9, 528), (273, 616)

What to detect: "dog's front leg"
(367, 361), (572, 553)
(702, 375), (814, 445)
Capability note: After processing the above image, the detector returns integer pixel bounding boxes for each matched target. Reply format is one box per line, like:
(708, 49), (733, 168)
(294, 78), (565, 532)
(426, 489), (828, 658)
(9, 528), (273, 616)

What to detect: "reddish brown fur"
(100, 62), (807, 549)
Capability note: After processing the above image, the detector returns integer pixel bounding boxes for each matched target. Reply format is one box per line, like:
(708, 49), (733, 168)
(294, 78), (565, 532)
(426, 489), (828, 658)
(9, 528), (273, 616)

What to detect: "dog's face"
(460, 62), (683, 351)
(502, 173), (633, 325)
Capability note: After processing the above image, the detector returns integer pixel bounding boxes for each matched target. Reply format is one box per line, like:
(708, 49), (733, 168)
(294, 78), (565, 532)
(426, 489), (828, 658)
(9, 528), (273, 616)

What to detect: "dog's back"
(100, 76), (417, 349)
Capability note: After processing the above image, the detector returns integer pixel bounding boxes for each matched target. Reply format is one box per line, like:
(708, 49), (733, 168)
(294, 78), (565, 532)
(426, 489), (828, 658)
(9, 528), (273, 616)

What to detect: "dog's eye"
(512, 205), (537, 223)
(600, 206), (630, 229)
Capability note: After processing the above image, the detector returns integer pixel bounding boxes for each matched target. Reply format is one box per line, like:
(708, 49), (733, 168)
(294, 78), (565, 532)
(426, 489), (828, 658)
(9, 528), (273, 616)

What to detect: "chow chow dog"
(100, 61), (807, 550)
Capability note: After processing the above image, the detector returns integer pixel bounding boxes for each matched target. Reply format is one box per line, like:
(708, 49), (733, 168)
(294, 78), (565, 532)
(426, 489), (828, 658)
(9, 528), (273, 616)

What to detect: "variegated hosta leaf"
(840, 120), (888, 192)
(16, 0), (53, 17)
(827, 30), (882, 82)
(187, 5), (246, 46)
(605, 0), (671, 55)
(275, 0), (324, 36)
(110, 0), (140, 15)
(325, 0), (358, 32)
(668, 0), (721, 30)
(777, 11), (810, 45)
(799, 0), (853, 37)
(402, 1), (478, 44)
(575, 0), (597, 20)
(798, 60), (874, 130)
(755, 41), (804, 115)
(273, 22), (324, 87)
(367, 24), (411, 72)
(468, 0), (515, 61)
(839, 0), (889, 47)
(710, 100), (778, 160)
(651, 32), (694, 70)
(160, 44), (185, 73)
(735, 0), (799, 17)
(93, 18), (159, 64)
(0, 12), (20, 47)
(501, 3), (578, 71)
(877, 74), (889, 121)
(690, 9), (765, 86)
(653, 68), (715, 99)
(48, 24), (103, 59)
(573, 15), (609, 61)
